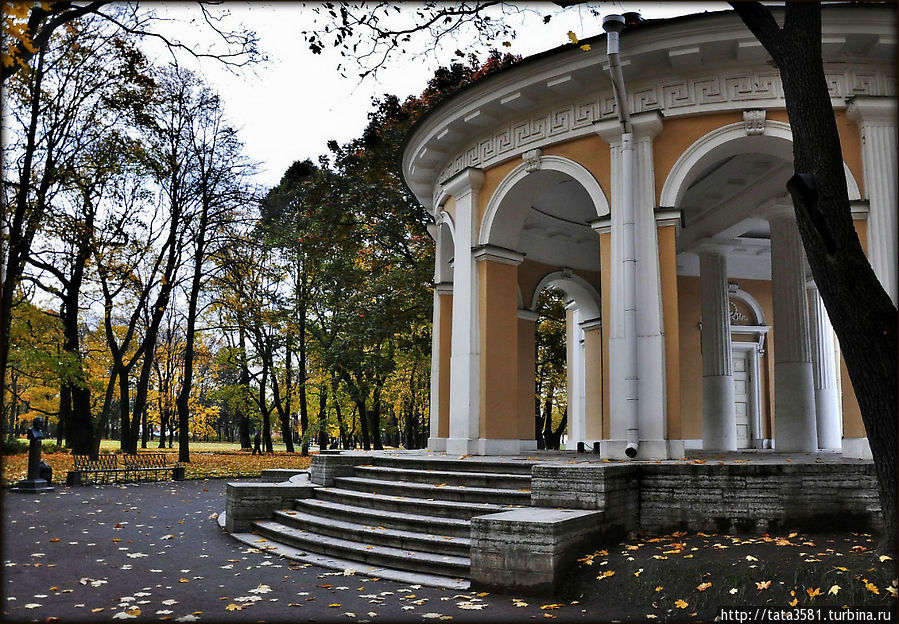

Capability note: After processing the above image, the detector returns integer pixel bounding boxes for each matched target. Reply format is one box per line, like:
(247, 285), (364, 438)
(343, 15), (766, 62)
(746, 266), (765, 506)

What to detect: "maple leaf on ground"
(828, 585), (841, 596)
(865, 582), (880, 595)
(674, 599), (688, 609)
(789, 598), (798, 607)
(756, 581), (771, 590)
(806, 587), (822, 598)
(697, 582), (712, 592)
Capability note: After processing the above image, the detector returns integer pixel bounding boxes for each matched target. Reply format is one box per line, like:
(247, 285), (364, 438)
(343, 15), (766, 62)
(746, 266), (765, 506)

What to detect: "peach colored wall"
(478, 159), (519, 228)
(841, 218), (868, 437)
(584, 328), (604, 439)
(441, 196), (456, 224)
(653, 112), (744, 203)
(518, 317), (537, 440)
(478, 260), (519, 438)
(542, 135), (612, 204)
(658, 225), (681, 440)
(599, 232), (611, 437)
(437, 293), (453, 439)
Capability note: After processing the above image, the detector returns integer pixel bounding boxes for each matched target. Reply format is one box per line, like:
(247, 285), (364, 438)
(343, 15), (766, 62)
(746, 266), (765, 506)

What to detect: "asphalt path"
(1, 479), (593, 623)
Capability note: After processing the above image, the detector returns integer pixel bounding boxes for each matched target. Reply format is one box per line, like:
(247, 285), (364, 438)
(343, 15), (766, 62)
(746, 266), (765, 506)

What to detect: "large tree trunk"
(733, 2), (897, 548)
(237, 327), (252, 449)
(317, 384), (328, 450)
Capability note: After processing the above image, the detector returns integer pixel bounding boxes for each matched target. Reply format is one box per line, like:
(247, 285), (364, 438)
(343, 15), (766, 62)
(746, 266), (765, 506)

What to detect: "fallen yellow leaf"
(756, 581), (771, 590)
(178, 578), (190, 583)
(540, 604), (563, 610)
(225, 604), (242, 611)
(806, 587), (822, 598)
(788, 598), (798, 607)
(828, 585), (841, 596)
(866, 582), (880, 595)
(697, 582), (712, 592)
(675, 599), (688, 609)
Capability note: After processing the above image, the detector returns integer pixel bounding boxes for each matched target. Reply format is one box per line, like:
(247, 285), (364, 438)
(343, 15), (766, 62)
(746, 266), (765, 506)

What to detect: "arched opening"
(664, 121), (857, 453)
(529, 271), (603, 451)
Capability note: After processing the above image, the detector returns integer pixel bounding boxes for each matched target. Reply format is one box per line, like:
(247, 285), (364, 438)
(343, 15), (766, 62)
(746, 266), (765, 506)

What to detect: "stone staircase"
(249, 455), (535, 588)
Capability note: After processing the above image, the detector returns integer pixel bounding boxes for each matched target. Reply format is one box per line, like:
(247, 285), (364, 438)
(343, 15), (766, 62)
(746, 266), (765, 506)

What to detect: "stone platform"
(225, 449), (881, 595)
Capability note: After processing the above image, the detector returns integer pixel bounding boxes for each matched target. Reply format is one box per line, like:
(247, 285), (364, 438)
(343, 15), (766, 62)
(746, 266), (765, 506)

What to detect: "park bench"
(66, 453), (184, 486)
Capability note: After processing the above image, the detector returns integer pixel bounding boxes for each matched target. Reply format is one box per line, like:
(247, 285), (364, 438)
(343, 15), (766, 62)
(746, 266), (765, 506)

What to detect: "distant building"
(401, 5), (896, 458)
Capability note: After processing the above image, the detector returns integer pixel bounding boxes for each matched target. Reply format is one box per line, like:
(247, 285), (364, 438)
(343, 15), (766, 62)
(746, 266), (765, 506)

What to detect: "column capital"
(589, 215), (612, 235)
(434, 281), (454, 295)
(593, 110), (664, 143)
(850, 199), (869, 221)
(655, 208), (683, 231)
(517, 309), (539, 322)
(846, 96), (897, 126)
(472, 244), (524, 266)
(757, 196), (795, 223)
(692, 237), (736, 257)
(579, 317), (602, 332)
(442, 167), (485, 198)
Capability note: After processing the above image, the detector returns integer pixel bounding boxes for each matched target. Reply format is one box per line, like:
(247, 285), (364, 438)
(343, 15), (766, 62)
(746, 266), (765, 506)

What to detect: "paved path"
(1, 479), (591, 622)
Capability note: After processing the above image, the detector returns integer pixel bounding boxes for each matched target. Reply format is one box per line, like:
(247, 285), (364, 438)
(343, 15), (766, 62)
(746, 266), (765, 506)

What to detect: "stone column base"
(600, 439), (685, 460)
(476, 438), (523, 455)
(427, 437), (447, 452)
(445, 437), (479, 455)
(842, 437), (873, 460)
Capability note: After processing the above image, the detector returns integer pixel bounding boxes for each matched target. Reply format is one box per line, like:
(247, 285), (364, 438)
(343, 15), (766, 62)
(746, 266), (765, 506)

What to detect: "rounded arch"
(659, 120), (862, 208)
(529, 270), (602, 321)
(479, 154), (610, 247)
(728, 284), (766, 326)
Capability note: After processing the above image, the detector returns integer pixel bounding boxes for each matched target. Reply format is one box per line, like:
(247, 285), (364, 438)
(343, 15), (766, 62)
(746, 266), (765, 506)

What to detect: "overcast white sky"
(154, 2), (726, 189)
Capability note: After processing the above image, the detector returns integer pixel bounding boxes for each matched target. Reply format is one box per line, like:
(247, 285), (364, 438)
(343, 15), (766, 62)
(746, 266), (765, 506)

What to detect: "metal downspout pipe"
(603, 14), (639, 458)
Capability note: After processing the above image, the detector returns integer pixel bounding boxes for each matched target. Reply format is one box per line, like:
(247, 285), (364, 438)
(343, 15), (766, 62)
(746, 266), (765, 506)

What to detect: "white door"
(733, 351), (751, 448)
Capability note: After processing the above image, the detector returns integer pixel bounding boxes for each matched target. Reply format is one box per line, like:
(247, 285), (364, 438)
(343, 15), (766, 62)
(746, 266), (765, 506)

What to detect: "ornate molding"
(522, 148), (542, 172)
(433, 65), (894, 202)
(743, 109), (766, 135)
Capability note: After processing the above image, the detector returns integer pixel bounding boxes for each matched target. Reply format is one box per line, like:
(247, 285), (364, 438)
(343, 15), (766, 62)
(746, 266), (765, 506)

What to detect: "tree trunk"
(733, 1), (897, 548)
(237, 327), (252, 449)
(298, 279), (309, 456)
(370, 393), (383, 451)
(317, 384), (328, 450)
(357, 399), (370, 451)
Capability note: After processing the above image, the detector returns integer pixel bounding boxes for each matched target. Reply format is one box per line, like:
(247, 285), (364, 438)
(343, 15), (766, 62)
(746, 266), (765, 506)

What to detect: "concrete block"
(225, 482), (318, 533)
(310, 454), (370, 486)
(261, 468), (309, 483)
(470, 507), (604, 595)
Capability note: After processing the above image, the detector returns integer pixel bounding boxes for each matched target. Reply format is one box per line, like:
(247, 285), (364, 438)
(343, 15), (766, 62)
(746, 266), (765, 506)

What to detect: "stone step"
(294, 498), (472, 538)
(314, 485), (512, 520)
(334, 476), (531, 506)
(253, 519), (471, 579)
(272, 509), (469, 557)
(354, 465), (532, 490)
(370, 455), (536, 476)
(230, 531), (469, 590)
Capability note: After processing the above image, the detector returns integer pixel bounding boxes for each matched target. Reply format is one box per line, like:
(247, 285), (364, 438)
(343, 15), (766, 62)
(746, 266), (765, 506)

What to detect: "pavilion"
(401, 4), (896, 459)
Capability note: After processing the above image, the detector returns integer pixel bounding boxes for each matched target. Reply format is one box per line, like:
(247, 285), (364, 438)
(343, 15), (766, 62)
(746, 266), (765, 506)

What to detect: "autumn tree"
(534, 288), (568, 450)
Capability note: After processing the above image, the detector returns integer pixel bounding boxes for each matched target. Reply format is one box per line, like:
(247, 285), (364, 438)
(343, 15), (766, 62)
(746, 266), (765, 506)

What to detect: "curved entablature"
(401, 6), (895, 214)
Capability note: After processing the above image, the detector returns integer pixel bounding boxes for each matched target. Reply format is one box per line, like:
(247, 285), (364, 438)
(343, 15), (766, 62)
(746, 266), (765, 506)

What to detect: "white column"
(697, 245), (737, 451)
(766, 201), (818, 452)
(444, 168), (484, 455)
(806, 282), (842, 450)
(595, 111), (670, 459)
(846, 96), (898, 305)
(566, 303), (585, 448)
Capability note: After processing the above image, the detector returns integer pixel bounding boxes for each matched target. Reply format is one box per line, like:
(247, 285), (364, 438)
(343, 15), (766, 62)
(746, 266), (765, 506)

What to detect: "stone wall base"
(470, 508), (606, 594)
(225, 482), (318, 533)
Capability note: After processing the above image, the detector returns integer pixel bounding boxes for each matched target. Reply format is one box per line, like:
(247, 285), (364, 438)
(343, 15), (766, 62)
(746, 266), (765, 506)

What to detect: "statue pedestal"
(10, 478), (54, 493)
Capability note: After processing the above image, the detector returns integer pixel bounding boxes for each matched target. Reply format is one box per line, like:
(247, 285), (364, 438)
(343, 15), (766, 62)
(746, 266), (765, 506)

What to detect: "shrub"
(1, 439), (28, 455)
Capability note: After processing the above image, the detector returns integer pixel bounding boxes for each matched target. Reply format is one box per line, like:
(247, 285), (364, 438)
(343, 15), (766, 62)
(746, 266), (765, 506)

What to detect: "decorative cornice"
(472, 244), (525, 266)
(441, 167), (485, 198)
(579, 317), (603, 332)
(846, 95), (897, 126)
(427, 65), (894, 202)
(434, 282), (454, 295)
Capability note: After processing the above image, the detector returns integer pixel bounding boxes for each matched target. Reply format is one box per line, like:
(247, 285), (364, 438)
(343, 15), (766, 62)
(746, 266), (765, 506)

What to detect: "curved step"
(371, 456), (536, 475)
(334, 476), (531, 505)
(230, 530), (469, 590)
(294, 498), (471, 538)
(272, 508), (469, 556)
(253, 519), (470, 578)
(314, 486), (512, 520)
(354, 465), (532, 489)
